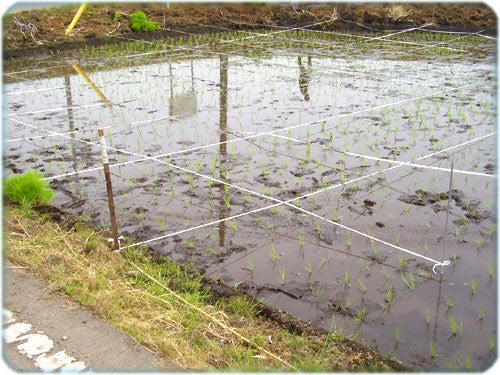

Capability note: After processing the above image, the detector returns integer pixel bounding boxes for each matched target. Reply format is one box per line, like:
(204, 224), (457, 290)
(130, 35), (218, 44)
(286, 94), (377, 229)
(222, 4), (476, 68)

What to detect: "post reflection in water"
(70, 63), (114, 176)
(298, 56), (312, 101)
(169, 60), (198, 118)
(72, 64), (112, 107)
(218, 55), (229, 248)
(64, 74), (78, 173)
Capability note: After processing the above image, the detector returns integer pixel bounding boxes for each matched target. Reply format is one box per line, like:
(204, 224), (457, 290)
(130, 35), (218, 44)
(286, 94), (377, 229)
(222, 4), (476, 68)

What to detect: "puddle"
(3, 32), (496, 371)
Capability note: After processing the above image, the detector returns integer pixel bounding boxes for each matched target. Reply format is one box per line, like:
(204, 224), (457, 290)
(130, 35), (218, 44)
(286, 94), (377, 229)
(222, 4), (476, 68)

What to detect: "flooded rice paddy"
(4, 29), (497, 370)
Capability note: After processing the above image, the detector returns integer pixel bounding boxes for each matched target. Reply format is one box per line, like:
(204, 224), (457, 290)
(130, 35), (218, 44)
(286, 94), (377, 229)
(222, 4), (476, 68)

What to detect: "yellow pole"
(65, 3), (87, 35)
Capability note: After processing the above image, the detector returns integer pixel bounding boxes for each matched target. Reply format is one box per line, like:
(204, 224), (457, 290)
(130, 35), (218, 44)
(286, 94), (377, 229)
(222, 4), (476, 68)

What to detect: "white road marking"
(4, 322), (32, 343)
(17, 333), (53, 358)
(2, 309), (86, 372)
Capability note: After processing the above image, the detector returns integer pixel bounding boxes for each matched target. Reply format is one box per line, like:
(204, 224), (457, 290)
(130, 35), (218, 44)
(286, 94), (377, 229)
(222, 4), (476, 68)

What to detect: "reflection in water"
(169, 60), (198, 118)
(64, 74), (78, 172)
(72, 64), (112, 107)
(218, 55), (229, 247)
(298, 56), (312, 101)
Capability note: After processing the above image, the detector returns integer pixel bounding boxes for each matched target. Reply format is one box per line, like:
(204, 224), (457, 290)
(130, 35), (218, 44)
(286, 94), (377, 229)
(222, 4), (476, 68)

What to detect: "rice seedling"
(398, 254), (409, 270)
(185, 239), (196, 249)
(469, 279), (477, 295)
(131, 208), (145, 222)
(154, 218), (167, 231)
(354, 307), (366, 324)
(394, 327), (402, 344)
(298, 233), (306, 248)
(278, 268), (286, 285)
(445, 295), (455, 309)
(385, 284), (394, 306)
(357, 278), (367, 294)
(227, 219), (238, 231)
(223, 194), (232, 209)
(425, 308), (432, 325)
(309, 282), (322, 298)
(474, 235), (484, 249)
(342, 269), (351, 290)
(244, 257), (254, 273)
(315, 222), (322, 236)
(465, 355), (472, 370)
(423, 240), (429, 253)
(429, 341), (439, 359)
(401, 272), (415, 290)
(339, 297), (351, 314)
(269, 244), (280, 264)
(448, 314), (462, 336)
(381, 266), (392, 282)
(489, 335), (495, 353)
(475, 305), (486, 321)
(399, 203), (411, 216)
(316, 257), (329, 271)
(298, 259), (311, 278)
(269, 206), (281, 216)
(342, 232), (352, 250)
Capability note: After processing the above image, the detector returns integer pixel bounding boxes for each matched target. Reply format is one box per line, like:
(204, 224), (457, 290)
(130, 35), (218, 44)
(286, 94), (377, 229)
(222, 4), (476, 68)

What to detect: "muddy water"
(4, 38), (496, 370)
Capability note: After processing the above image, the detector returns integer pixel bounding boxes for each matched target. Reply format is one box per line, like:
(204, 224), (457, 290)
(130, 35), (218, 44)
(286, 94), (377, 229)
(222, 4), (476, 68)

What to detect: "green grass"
(3, 171), (54, 214)
(129, 10), (159, 32)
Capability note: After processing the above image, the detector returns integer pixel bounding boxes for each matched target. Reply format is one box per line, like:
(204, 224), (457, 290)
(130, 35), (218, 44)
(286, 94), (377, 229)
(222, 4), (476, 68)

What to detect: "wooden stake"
(98, 128), (120, 251)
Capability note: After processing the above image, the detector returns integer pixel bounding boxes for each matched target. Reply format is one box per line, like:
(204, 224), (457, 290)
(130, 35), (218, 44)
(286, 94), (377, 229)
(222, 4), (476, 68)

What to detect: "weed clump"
(129, 10), (158, 32)
(3, 171), (54, 212)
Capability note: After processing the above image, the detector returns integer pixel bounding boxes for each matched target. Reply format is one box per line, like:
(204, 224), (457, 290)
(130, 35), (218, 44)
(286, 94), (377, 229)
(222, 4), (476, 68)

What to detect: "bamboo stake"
(98, 128), (120, 251)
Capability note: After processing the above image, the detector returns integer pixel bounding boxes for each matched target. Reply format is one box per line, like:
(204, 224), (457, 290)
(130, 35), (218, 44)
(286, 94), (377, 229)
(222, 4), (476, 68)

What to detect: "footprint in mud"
(484, 163), (495, 174)
(398, 188), (491, 222)
(348, 199), (376, 216)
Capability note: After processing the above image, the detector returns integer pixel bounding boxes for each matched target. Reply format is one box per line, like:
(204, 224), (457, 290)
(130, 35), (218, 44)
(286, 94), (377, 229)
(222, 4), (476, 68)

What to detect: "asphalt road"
(2, 261), (176, 373)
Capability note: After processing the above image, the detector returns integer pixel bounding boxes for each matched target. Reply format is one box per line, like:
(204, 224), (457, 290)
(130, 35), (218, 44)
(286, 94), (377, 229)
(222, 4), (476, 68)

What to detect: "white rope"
(203, 17), (470, 53)
(7, 103), (104, 117)
(268, 133), (495, 178)
(421, 27), (495, 40)
(420, 30), (497, 50)
(129, 115), (179, 125)
(7, 85), (67, 95)
(366, 23), (434, 40)
(116, 131), (493, 270)
(6, 130), (79, 143)
(418, 27), (495, 38)
(117, 141), (454, 271)
(340, 148), (495, 178)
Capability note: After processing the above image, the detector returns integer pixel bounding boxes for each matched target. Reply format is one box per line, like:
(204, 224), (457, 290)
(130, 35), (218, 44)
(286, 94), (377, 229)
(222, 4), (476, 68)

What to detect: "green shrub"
(4, 171), (54, 212)
(129, 10), (159, 32)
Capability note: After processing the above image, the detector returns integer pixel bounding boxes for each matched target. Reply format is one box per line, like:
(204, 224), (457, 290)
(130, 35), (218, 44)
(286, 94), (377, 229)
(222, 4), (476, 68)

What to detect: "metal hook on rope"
(432, 260), (451, 274)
